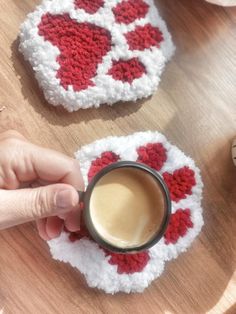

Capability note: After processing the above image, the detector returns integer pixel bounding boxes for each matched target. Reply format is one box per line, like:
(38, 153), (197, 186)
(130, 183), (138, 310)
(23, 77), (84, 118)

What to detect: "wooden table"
(0, 1), (235, 313)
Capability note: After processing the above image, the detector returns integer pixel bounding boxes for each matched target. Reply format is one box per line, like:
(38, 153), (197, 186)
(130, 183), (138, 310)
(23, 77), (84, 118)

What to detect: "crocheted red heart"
(113, 0), (149, 24)
(74, 0), (104, 13)
(108, 58), (146, 83)
(163, 166), (196, 202)
(67, 225), (150, 274)
(164, 209), (193, 244)
(125, 23), (164, 51)
(87, 151), (120, 182)
(104, 250), (150, 274)
(136, 142), (167, 171)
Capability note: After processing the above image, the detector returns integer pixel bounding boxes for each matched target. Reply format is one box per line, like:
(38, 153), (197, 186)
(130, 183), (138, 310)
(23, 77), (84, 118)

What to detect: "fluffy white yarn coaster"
(48, 131), (204, 294)
(19, 0), (175, 111)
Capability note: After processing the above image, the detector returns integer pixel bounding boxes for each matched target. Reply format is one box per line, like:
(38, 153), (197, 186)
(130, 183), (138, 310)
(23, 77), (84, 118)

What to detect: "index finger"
(13, 140), (85, 191)
(31, 145), (85, 191)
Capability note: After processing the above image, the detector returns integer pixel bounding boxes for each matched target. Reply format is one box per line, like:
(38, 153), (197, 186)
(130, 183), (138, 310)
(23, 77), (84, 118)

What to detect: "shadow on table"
(10, 38), (147, 127)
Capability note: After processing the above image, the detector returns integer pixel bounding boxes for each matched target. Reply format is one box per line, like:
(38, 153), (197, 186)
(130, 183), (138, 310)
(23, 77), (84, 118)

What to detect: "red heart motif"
(125, 23), (164, 51)
(136, 142), (167, 171)
(164, 209), (193, 244)
(113, 0), (149, 24)
(163, 166), (196, 202)
(87, 151), (120, 182)
(66, 225), (150, 274)
(108, 58), (146, 83)
(104, 250), (150, 274)
(75, 0), (104, 14)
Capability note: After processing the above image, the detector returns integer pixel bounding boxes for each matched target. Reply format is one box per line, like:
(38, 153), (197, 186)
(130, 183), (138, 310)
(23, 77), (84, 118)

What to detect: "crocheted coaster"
(48, 132), (204, 294)
(19, 0), (175, 111)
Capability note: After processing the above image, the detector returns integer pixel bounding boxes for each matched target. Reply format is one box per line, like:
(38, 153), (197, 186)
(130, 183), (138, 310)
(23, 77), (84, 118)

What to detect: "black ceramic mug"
(78, 161), (171, 253)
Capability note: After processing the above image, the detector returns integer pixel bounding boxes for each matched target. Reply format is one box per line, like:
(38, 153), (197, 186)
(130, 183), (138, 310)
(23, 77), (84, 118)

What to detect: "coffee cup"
(79, 161), (171, 253)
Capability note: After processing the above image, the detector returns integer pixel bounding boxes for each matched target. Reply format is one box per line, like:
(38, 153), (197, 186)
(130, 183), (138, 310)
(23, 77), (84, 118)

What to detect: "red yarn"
(104, 250), (150, 274)
(164, 209), (193, 244)
(137, 143), (167, 171)
(113, 0), (149, 24)
(65, 221), (91, 242)
(66, 224), (150, 274)
(108, 58), (146, 83)
(87, 151), (120, 182)
(38, 14), (111, 92)
(163, 167), (196, 202)
(125, 23), (164, 51)
(74, 0), (104, 13)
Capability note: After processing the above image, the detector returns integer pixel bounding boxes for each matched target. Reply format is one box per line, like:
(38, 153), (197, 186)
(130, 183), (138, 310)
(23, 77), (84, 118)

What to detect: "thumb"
(0, 184), (79, 230)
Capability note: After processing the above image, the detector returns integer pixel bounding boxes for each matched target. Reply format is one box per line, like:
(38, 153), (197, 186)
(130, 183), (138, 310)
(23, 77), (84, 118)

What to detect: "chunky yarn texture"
(48, 132), (204, 293)
(19, 0), (175, 111)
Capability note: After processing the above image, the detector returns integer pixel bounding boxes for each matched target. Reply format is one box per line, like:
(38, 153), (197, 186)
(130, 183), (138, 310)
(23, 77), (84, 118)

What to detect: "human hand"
(0, 130), (84, 240)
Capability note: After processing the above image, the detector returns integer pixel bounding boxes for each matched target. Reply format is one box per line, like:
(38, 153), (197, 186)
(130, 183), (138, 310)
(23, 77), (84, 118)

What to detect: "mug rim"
(82, 161), (171, 253)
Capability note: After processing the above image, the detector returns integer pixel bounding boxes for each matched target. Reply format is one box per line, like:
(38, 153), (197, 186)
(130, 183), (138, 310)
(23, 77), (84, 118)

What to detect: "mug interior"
(83, 161), (171, 253)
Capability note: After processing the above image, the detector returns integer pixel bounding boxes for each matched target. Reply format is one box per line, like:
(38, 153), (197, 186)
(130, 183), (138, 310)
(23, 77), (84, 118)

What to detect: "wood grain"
(0, 0), (236, 313)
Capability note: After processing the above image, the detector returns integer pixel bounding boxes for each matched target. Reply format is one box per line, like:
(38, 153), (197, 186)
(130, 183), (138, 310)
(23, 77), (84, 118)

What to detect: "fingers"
(36, 210), (81, 241)
(64, 210), (81, 232)
(36, 219), (50, 241)
(0, 130), (27, 141)
(26, 144), (84, 190)
(0, 183), (80, 229)
(45, 216), (64, 239)
(0, 130), (84, 239)
(0, 131), (85, 191)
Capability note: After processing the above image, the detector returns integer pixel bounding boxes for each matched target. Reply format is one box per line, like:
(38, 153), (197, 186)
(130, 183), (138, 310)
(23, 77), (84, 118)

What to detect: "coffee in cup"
(81, 161), (171, 253)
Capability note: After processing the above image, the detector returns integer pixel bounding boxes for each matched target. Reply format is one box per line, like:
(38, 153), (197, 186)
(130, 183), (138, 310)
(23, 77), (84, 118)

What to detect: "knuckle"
(72, 159), (81, 172)
(1, 136), (22, 148)
(1, 130), (25, 140)
(32, 188), (53, 219)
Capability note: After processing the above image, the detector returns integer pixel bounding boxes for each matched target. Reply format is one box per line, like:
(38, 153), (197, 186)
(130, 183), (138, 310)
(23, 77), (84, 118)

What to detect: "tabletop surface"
(0, 1), (236, 313)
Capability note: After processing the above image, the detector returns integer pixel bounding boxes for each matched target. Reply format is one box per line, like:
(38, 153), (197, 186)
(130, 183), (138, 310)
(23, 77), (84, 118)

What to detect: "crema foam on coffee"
(90, 168), (165, 249)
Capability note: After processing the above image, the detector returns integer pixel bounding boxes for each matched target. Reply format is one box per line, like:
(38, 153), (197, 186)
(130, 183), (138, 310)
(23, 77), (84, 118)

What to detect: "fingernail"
(55, 190), (77, 209)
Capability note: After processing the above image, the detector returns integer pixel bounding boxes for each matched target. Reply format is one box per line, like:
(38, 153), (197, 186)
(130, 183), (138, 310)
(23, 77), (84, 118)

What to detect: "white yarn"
(19, 0), (175, 111)
(48, 131), (204, 294)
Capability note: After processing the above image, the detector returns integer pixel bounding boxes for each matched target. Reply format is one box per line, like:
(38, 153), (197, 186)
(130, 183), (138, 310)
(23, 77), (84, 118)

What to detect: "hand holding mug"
(0, 130), (84, 240)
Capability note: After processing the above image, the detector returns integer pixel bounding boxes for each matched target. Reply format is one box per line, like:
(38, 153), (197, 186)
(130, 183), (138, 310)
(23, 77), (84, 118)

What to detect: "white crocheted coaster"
(48, 132), (204, 294)
(19, 0), (175, 111)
